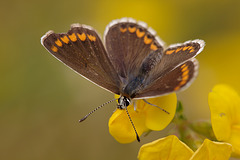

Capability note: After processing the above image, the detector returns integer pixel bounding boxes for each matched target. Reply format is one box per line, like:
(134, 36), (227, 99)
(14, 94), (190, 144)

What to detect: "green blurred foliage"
(0, 0), (239, 159)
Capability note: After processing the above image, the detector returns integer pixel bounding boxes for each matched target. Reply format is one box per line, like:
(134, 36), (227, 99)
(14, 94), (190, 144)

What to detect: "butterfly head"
(117, 96), (131, 109)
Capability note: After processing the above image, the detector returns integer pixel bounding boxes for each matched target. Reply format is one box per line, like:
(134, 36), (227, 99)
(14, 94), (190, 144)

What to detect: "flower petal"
(108, 104), (148, 143)
(138, 135), (193, 160)
(145, 93), (177, 130)
(208, 84), (240, 156)
(208, 84), (240, 141)
(190, 139), (232, 160)
(228, 125), (240, 157)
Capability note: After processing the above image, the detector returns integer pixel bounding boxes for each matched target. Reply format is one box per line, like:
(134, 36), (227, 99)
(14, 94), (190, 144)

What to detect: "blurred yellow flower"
(208, 84), (240, 157)
(190, 139), (232, 160)
(138, 135), (232, 160)
(138, 135), (193, 160)
(108, 93), (177, 143)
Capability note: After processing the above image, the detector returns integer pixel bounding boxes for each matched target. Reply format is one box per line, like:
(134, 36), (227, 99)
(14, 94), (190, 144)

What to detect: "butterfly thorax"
(117, 96), (131, 109)
(122, 76), (144, 98)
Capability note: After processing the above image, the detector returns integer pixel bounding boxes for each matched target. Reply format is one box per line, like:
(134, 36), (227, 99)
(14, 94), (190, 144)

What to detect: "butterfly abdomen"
(139, 49), (162, 75)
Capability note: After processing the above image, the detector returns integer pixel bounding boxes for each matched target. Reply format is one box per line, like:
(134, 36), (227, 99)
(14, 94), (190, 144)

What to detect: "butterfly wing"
(41, 24), (121, 94)
(135, 58), (199, 99)
(149, 39), (204, 81)
(134, 40), (205, 99)
(104, 18), (165, 87)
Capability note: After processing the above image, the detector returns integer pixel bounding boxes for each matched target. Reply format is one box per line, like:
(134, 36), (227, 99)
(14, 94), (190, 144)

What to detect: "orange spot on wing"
(175, 47), (183, 53)
(77, 33), (86, 41)
(181, 69), (189, 84)
(182, 75), (189, 81)
(120, 27), (127, 33)
(144, 35), (152, 44)
(181, 64), (186, 68)
(55, 39), (62, 47)
(68, 33), (77, 42)
(150, 43), (158, 51)
(183, 46), (190, 51)
(87, 34), (96, 41)
(182, 70), (189, 77)
(128, 26), (136, 33)
(166, 50), (175, 55)
(188, 46), (193, 50)
(181, 66), (188, 72)
(188, 46), (194, 52)
(175, 64), (190, 91)
(181, 64), (188, 71)
(136, 29), (145, 38)
(174, 86), (180, 91)
(190, 49), (195, 53)
(180, 80), (186, 86)
(188, 46), (195, 53)
(51, 45), (58, 52)
(60, 35), (69, 44)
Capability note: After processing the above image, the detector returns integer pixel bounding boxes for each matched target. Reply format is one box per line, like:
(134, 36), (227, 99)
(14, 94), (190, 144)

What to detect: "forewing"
(41, 24), (121, 94)
(135, 59), (199, 99)
(104, 18), (165, 84)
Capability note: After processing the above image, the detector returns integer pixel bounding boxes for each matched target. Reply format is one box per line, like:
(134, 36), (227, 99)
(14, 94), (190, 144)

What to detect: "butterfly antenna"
(79, 98), (117, 122)
(125, 107), (140, 142)
(143, 99), (170, 114)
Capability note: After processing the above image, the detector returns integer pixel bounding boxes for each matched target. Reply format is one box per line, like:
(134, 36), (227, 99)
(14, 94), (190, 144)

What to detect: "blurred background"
(1, 0), (240, 159)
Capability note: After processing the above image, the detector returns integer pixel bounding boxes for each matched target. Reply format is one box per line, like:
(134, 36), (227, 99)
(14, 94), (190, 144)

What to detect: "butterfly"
(41, 18), (205, 141)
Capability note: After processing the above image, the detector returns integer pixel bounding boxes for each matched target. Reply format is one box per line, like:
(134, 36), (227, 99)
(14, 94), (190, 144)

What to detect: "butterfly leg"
(133, 101), (137, 111)
(143, 99), (169, 114)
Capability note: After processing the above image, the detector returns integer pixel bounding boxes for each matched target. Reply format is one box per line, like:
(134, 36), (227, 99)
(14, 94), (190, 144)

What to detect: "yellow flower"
(138, 135), (193, 160)
(108, 93), (177, 143)
(208, 84), (240, 157)
(138, 135), (232, 160)
(190, 139), (232, 160)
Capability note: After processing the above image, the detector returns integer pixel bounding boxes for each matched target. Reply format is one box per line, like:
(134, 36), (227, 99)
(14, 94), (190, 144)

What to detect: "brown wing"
(123, 39), (205, 98)
(147, 39), (205, 83)
(135, 59), (199, 99)
(41, 24), (121, 94)
(104, 18), (165, 88)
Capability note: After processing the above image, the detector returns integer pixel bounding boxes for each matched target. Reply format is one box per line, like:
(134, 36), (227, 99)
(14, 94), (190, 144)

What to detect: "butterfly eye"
(124, 97), (131, 107)
(125, 100), (130, 106)
(117, 97), (121, 104)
